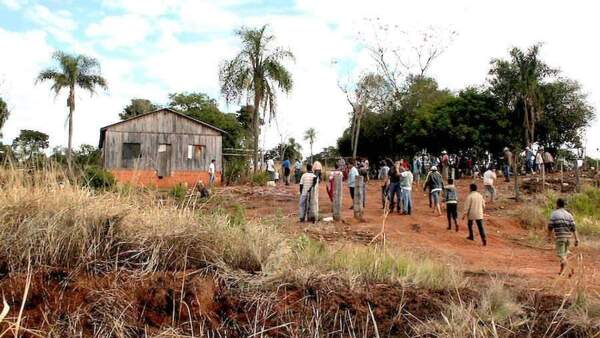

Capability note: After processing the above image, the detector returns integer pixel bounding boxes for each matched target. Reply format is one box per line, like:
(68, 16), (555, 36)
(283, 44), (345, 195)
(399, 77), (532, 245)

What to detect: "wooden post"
(354, 176), (364, 219)
(541, 160), (545, 193)
(309, 181), (319, 222)
(333, 174), (342, 221)
(560, 160), (564, 192)
(513, 150), (519, 202)
(575, 158), (581, 193)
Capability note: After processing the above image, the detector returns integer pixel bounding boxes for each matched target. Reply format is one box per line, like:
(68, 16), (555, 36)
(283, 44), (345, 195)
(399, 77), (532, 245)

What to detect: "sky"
(0, 0), (599, 157)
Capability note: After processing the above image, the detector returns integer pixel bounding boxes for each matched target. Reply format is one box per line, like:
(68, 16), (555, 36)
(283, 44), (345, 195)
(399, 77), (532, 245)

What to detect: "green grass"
(543, 188), (600, 237)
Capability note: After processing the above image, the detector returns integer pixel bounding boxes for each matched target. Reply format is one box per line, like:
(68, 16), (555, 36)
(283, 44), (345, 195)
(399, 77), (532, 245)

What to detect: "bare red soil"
(236, 177), (600, 293)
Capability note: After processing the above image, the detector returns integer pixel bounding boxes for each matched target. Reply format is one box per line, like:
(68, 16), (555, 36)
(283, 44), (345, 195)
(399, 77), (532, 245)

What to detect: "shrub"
(250, 171), (269, 186)
(169, 182), (188, 200)
(83, 166), (115, 190)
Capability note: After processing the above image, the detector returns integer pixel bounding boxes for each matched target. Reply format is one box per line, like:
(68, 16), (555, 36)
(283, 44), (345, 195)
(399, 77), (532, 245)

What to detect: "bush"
(224, 157), (249, 185)
(83, 166), (115, 190)
(250, 171), (269, 186)
(169, 182), (188, 200)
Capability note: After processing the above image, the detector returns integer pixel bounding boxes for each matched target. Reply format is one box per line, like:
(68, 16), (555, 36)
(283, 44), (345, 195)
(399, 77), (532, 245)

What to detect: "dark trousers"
(381, 185), (388, 208)
(446, 203), (458, 229)
(388, 182), (401, 211)
(468, 219), (486, 242)
(349, 187), (355, 201)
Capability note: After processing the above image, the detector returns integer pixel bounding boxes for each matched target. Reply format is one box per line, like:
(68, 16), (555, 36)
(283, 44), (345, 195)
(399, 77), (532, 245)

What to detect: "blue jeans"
(388, 182), (401, 211)
(503, 164), (511, 181)
(299, 193), (309, 221)
(401, 188), (412, 214)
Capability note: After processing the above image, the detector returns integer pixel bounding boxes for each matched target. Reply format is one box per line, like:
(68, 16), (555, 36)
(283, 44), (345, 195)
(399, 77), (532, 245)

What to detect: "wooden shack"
(99, 108), (224, 188)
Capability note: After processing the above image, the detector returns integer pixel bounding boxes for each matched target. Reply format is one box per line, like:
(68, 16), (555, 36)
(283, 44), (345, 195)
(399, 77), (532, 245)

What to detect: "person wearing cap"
(424, 165), (444, 216)
(503, 147), (513, 182)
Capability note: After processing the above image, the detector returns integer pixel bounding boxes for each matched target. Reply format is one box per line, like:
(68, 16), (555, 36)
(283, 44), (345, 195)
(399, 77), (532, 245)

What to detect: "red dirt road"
(233, 177), (600, 293)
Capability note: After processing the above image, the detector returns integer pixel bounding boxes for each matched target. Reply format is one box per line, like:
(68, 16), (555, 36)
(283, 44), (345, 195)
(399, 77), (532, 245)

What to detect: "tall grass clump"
(565, 289), (600, 334)
(281, 235), (463, 289)
(541, 187), (600, 237)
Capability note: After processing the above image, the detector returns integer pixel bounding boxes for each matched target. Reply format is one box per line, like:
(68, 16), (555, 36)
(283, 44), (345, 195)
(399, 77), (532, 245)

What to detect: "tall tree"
(36, 51), (107, 166)
(11, 129), (49, 161)
(489, 44), (555, 146)
(304, 128), (317, 161)
(219, 24), (294, 172)
(0, 96), (8, 138)
(119, 98), (158, 120)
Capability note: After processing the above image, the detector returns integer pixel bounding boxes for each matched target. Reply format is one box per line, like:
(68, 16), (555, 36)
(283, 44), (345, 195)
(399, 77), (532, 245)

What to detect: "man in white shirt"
(347, 159), (359, 209)
(208, 159), (216, 186)
(483, 166), (497, 202)
(266, 158), (275, 181)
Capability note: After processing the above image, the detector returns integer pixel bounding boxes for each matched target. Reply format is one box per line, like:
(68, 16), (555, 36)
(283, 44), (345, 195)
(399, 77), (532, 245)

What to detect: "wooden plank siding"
(101, 109), (223, 173)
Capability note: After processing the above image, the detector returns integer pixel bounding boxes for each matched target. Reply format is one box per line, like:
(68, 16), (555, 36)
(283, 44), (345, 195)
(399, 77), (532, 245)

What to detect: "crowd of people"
(266, 146), (578, 275)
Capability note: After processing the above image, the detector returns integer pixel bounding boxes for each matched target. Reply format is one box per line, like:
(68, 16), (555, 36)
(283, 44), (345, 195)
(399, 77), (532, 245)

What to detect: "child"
(444, 178), (459, 231)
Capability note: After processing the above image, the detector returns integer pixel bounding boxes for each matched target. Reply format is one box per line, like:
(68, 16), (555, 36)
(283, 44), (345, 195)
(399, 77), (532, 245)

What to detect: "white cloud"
(25, 4), (76, 43)
(0, 0), (27, 10)
(86, 14), (152, 50)
(101, 0), (175, 17)
(177, 0), (238, 32)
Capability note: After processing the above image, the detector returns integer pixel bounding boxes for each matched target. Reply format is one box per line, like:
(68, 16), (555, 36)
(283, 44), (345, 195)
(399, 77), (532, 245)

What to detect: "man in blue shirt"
(282, 158), (291, 185)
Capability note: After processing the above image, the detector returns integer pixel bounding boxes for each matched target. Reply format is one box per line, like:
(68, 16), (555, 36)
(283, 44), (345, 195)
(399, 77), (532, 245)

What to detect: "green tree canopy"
(119, 98), (158, 120)
(12, 129), (49, 160)
(167, 92), (245, 149)
(0, 96), (8, 138)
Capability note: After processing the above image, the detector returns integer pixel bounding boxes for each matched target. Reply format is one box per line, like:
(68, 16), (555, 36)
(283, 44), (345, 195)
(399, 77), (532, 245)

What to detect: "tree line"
(337, 44), (595, 161)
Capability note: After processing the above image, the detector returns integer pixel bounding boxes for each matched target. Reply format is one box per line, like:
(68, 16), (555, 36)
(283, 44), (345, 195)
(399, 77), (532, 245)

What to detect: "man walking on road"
(483, 166), (497, 202)
(444, 178), (459, 231)
(547, 198), (579, 275)
(463, 183), (487, 246)
(424, 166), (444, 216)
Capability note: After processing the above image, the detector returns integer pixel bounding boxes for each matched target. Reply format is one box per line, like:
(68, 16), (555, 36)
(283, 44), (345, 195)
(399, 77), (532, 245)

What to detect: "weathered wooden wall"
(102, 110), (222, 172)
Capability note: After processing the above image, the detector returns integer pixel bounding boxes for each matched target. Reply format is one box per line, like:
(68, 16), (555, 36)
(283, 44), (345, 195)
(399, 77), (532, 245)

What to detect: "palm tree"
(36, 51), (107, 166)
(304, 128), (317, 163)
(219, 25), (294, 172)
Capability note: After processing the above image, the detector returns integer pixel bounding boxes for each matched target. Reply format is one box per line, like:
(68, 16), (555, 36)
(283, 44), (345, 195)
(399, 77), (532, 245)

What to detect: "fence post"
(354, 176), (364, 220)
(575, 158), (581, 193)
(309, 181), (319, 222)
(333, 174), (342, 221)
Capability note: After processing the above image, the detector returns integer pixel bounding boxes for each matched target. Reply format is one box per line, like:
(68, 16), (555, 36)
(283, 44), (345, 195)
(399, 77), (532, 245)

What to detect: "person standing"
(388, 161), (402, 213)
(463, 183), (487, 246)
(294, 159), (302, 184)
(347, 160), (359, 209)
(441, 151), (449, 180)
(326, 164), (342, 201)
(412, 155), (422, 184)
(313, 160), (323, 182)
(503, 147), (513, 182)
(547, 198), (579, 275)
(536, 148), (544, 175)
(544, 150), (554, 173)
(483, 166), (497, 202)
(444, 178), (459, 231)
(526, 147), (535, 175)
(400, 167), (414, 215)
(282, 158), (291, 185)
(378, 159), (391, 209)
(424, 166), (444, 216)
(267, 157), (276, 182)
(208, 159), (216, 187)
(298, 164), (317, 222)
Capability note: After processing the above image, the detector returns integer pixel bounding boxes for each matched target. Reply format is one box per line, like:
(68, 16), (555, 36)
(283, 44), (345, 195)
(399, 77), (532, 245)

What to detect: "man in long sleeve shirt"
(299, 163), (317, 222)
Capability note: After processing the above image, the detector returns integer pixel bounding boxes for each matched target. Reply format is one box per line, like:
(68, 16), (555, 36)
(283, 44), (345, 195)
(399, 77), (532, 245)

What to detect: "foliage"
(11, 129), (49, 161)
(119, 98), (158, 120)
(303, 127), (317, 159)
(168, 92), (245, 149)
(265, 137), (302, 161)
(83, 165), (115, 190)
(51, 144), (102, 167)
(0, 96), (8, 138)
(542, 188), (600, 237)
(220, 24), (294, 170)
(312, 146), (339, 165)
(169, 182), (188, 200)
(223, 157), (249, 185)
(36, 51), (107, 162)
(250, 171), (269, 186)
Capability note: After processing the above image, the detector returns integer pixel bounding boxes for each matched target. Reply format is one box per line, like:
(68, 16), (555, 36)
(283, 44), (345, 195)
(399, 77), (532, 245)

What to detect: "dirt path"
(225, 178), (600, 293)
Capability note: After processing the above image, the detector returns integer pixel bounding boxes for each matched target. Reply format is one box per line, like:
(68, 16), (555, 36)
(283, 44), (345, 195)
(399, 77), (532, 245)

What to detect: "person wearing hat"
(424, 165), (444, 216)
